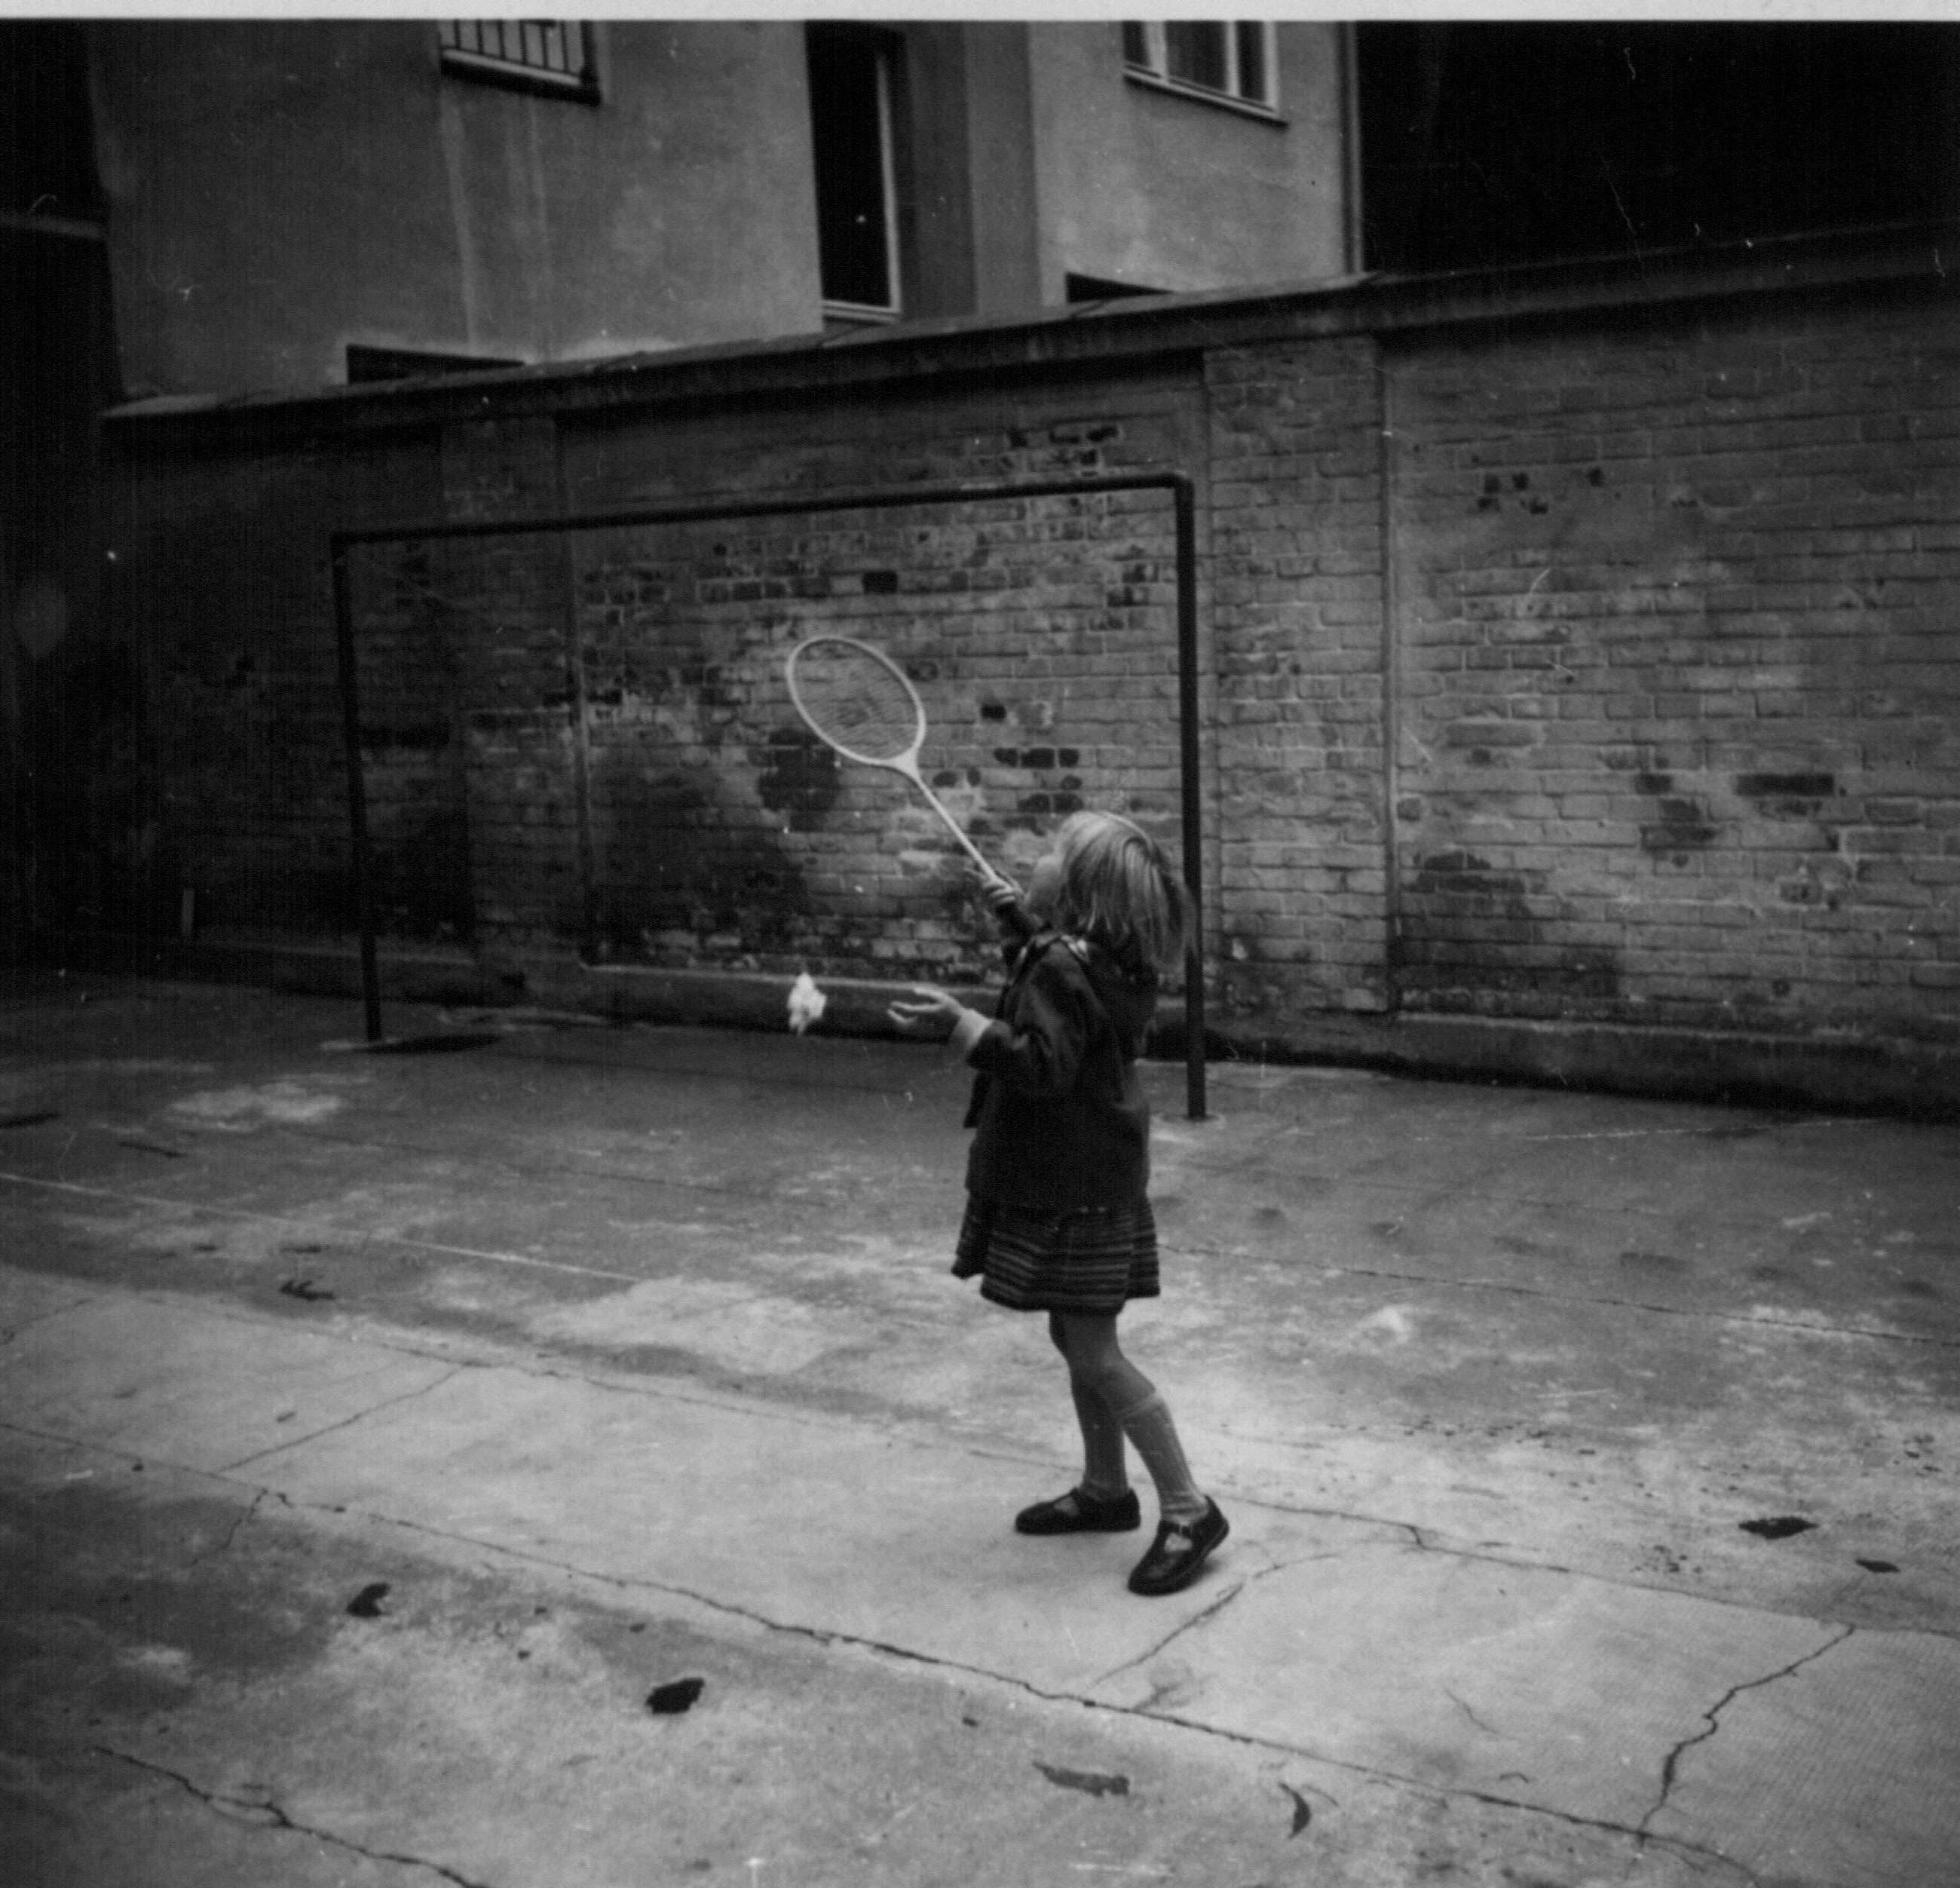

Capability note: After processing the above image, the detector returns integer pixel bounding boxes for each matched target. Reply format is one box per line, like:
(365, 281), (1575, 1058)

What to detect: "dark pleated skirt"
(952, 1193), (1161, 1315)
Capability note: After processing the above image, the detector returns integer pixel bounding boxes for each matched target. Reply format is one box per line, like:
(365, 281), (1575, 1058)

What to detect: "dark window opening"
(807, 24), (900, 316)
(2, 21), (106, 225)
(346, 345), (522, 385)
(1065, 273), (1165, 304)
(1165, 23), (1229, 93)
(1233, 23), (1269, 106)
(1355, 21), (1958, 274)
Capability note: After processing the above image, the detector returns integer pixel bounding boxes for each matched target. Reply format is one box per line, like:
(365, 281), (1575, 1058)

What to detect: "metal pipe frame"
(329, 470), (1208, 1118)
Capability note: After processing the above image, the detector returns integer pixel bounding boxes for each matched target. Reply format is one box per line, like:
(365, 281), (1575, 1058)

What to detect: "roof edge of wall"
(103, 220), (1960, 446)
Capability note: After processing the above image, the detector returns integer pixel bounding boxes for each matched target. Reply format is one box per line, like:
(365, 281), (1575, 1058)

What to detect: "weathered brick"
(97, 260), (1960, 1047)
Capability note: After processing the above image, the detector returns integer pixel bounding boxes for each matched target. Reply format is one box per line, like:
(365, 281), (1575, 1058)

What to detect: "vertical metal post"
(553, 443), (600, 957)
(1173, 476), (1207, 1121)
(330, 536), (384, 1043)
(1377, 352), (1404, 1016)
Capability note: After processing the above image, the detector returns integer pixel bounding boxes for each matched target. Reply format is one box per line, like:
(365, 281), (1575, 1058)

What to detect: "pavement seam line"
(5, 1263), (1928, 1643)
(5, 1262), (1909, 1645)
(0, 1286), (106, 1346)
(1636, 1620), (1859, 1840)
(89, 1744), (501, 1888)
(15, 1159), (1951, 1350)
(249, 1494), (1756, 1882)
(219, 1365), (467, 1473)
(1294, 1258), (1960, 1349)
(0, 1171), (654, 1286)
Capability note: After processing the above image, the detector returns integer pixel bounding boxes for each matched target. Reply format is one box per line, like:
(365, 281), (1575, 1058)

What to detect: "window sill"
(821, 302), (899, 333)
(0, 209), (106, 242)
(439, 51), (601, 105)
(1122, 66), (1285, 125)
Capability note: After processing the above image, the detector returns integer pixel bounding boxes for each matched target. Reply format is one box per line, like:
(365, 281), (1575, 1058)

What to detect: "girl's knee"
(1056, 1312), (1149, 1402)
(1055, 1311), (1119, 1368)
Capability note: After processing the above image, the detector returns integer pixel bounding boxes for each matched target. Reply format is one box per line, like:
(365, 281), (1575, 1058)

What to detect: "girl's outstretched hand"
(888, 985), (970, 1037)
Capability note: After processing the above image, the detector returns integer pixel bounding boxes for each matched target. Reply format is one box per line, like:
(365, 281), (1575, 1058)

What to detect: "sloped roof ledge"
(103, 222), (1960, 444)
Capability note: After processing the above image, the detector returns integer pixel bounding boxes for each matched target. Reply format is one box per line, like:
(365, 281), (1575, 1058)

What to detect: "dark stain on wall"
(1016, 791), (1083, 822)
(363, 805), (474, 942)
(1639, 792), (1720, 860)
(360, 720), (452, 752)
(1397, 851), (1622, 1006)
(1736, 771), (1836, 817)
(757, 728), (840, 832)
(589, 743), (814, 963)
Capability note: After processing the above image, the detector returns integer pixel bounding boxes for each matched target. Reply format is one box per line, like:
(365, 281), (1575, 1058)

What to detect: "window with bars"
(439, 21), (599, 102)
(1122, 21), (1277, 113)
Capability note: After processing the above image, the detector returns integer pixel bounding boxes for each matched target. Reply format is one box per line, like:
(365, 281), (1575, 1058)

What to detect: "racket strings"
(791, 642), (923, 763)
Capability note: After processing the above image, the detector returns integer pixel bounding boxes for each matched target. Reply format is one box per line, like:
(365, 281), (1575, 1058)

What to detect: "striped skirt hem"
(953, 1194), (1160, 1316)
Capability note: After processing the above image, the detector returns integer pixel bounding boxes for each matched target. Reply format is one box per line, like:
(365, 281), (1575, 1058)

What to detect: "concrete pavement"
(2, 968), (1956, 1886)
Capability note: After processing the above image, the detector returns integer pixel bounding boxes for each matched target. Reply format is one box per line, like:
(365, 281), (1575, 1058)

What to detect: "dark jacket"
(962, 930), (1159, 1212)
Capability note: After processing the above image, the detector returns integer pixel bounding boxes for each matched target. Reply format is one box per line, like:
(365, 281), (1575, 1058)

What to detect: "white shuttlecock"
(787, 972), (827, 1035)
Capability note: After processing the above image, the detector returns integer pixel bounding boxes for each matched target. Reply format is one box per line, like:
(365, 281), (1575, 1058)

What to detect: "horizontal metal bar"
(329, 471), (1192, 552)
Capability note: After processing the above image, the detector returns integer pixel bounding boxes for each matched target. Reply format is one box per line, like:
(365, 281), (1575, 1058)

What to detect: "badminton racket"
(785, 634), (1006, 884)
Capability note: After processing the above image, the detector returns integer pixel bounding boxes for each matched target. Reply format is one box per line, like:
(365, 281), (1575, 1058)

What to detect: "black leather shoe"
(1127, 1498), (1230, 1595)
(1015, 1487), (1142, 1535)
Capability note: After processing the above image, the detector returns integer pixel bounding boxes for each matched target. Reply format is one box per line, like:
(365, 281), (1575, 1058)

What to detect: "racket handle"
(914, 778), (1000, 880)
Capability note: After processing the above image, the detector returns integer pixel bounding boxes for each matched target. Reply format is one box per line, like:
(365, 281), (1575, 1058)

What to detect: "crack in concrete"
(1637, 1622), (1857, 1843)
(0, 1279), (103, 1345)
(183, 1488), (271, 1569)
(220, 1366), (466, 1473)
(1442, 1687), (1511, 1740)
(90, 1744), (501, 1887)
(289, 1497), (1756, 1881)
(1087, 1540), (1364, 1693)
(1091, 1574), (1255, 1688)
(1080, 1699), (1759, 1884)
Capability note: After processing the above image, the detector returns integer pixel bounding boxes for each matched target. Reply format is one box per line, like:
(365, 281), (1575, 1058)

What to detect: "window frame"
(439, 21), (601, 104)
(1122, 20), (1281, 118)
(807, 26), (903, 326)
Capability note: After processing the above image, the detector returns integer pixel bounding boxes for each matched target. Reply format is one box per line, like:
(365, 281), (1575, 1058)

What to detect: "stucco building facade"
(80, 19), (1356, 402)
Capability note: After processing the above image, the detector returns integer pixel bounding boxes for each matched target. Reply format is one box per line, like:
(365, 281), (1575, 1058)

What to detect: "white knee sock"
(1070, 1374), (1130, 1500)
(1113, 1390), (1207, 1525)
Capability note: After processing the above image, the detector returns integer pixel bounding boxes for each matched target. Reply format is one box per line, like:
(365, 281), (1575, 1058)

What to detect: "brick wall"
(1205, 333), (1390, 1024)
(413, 369), (1206, 981)
(1383, 291), (1960, 1045)
(111, 434), (446, 939)
(98, 244), (1960, 1087)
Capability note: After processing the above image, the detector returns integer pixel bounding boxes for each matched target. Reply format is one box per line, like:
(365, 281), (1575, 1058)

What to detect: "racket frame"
(786, 634), (1000, 880)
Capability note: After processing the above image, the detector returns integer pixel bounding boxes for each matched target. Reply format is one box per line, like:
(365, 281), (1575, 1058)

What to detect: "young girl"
(890, 810), (1228, 1598)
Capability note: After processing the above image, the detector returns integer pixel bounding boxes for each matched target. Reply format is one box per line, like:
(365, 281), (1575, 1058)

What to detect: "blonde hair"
(1049, 811), (1192, 976)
